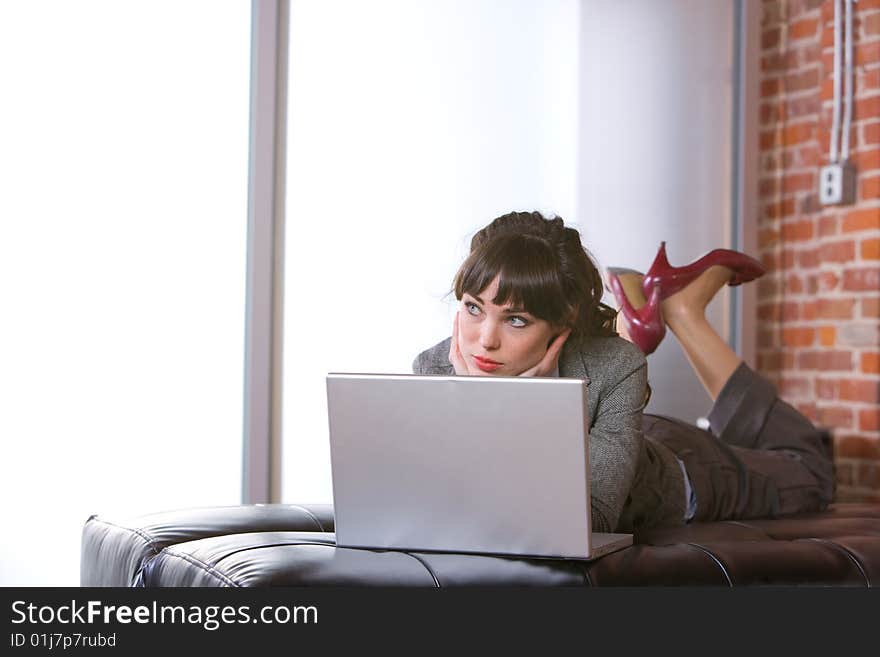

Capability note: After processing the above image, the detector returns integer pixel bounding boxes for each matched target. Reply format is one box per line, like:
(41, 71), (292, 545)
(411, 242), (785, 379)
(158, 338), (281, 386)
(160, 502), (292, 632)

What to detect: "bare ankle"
(661, 300), (702, 327)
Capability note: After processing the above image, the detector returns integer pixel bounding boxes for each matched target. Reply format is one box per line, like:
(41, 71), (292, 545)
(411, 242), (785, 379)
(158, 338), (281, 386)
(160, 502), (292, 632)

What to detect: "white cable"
(830, 0), (842, 163)
(841, 0), (855, 160)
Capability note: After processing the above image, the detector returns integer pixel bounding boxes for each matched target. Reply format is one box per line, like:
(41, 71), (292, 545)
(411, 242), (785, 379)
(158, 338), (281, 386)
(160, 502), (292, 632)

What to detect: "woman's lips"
(472, 355), (502, 373)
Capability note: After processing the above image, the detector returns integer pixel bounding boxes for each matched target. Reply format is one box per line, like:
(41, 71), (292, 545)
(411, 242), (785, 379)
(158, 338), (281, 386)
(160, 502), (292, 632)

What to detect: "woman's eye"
(508, 316), (528, 328)
(465, 302), (481, 316)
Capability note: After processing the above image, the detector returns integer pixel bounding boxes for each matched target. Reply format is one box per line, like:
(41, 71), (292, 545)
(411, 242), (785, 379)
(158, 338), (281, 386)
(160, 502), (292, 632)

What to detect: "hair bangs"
(454, 234), (573, 326)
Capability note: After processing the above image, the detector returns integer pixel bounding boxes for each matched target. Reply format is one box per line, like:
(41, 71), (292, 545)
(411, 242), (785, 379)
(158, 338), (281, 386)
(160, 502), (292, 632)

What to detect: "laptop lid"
(326, 373), (631, 560)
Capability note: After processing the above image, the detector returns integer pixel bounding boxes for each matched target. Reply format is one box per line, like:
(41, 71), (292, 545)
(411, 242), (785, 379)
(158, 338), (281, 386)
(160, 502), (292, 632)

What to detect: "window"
(281, 0), (580, 503)
(0, 0), (251, 585)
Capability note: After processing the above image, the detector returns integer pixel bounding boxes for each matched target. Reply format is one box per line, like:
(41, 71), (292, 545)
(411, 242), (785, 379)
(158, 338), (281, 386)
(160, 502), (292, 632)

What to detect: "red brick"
(760, 129), (781, 151)
(762, 52), (786, 73)
(801, 41), (822, 64)
(799, 247), (820, 267)
(863, 298), (880, 317)
(862, 69), (880, 93)
(821, 17), (835, 46)
(798, 351), (819, 370)
(796, 144), (821, 166)
(819, 326), (836, 346)
(802, 299), (819, 320)
(783, 172), (816, 194)
(790, 17), (820, 40)
(860, 408), (880, 432)
(839, 379), (880, 404)
(843, 268), (880, 291)
(865, 12), (880, 36)
(782, 327), (816, 347)
(785, 274), (805, 293)
(862, 352), (880, 374)
(819, 215), (838, 236)
(783, 123), (815, 148)
(759, 227), (781, 247)
(818, 271), (840, 292)
(821, 78), (834, 102)
(759, 176), (780, 197)
(818, 350), (854, 370)
(784, 67), (820, 92)
(758, 351), (783, 372)
(865, 122), (880, 145)
(757, 328), (779, 348)
(820, 406), (855, 429)
(761, 250), (796, 271)
(816, 378), (837, 399)
(799, 401), (820, 424)
(856, 42), (880, 67)
(806, 273), (819, 293)
(758, 276), (781, 297)
(784, 302), (802, 321)
(851, 149), (880, 172)
(863, 238), (880, 260)
(763, 1), (783, 26)
(761, 0), (784, 27)
(762, 153), (778, 173)
(760, 102), (782, 125)
(836, 463), (855, 488)
(862, 175), (880, 201)
(761, 78), (781, 98)
(836, 435), (880, 460)
(782, 220), (815, 241)
(819, 239), (856, 263)
(763, 26), (781, 50)
(781, 377), (811, 398)
(857, 462), (880, 489)
(758, 302), (780, 321)
(784, 49), (803, 69)
(842, 208), (880, 232)
(856, 97), (880, 124)
(770, 199), (795, 220)
(799, 193), (820, 215)
(818, 297), (856, 319)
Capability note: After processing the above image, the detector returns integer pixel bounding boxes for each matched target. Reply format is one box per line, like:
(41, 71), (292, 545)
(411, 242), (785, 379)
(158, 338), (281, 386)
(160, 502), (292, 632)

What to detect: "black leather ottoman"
(81, 503), (880, 587)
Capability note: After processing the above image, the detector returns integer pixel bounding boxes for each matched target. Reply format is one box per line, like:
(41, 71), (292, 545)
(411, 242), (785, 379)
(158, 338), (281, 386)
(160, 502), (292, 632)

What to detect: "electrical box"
(819, 161), (856, 206)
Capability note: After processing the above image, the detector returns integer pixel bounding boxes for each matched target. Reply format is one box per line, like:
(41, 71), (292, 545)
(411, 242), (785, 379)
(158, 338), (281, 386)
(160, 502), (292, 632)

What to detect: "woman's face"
(457, 275), (561, 376)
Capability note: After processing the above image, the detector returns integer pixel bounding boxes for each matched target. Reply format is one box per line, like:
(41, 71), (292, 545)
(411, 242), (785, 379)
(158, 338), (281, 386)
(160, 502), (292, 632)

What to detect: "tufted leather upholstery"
(81, 503), (880, 587)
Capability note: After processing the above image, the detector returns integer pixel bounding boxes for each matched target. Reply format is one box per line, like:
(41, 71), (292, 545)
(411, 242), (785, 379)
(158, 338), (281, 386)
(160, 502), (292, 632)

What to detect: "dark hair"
(452, 211), (618, 341)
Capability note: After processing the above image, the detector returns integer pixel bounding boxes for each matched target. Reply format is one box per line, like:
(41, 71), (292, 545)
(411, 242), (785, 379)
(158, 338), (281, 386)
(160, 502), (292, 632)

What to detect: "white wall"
(281, 0), (738, 504)
(282, 0), (581, 504)
(578, 0), (736, 421)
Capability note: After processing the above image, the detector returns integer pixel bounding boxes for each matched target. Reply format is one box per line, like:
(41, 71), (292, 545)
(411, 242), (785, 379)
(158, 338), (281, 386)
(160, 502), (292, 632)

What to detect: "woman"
(413, 211), (834, 533)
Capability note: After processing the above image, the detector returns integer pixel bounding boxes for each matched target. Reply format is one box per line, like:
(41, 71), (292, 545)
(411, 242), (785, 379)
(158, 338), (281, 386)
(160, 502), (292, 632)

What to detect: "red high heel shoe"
(642, 242), (766, 301)
(606, 269), (666, 355)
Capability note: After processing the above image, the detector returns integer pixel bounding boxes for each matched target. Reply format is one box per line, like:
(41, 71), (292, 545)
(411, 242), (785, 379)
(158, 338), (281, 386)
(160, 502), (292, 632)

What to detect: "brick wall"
(758, 0), (880, 502)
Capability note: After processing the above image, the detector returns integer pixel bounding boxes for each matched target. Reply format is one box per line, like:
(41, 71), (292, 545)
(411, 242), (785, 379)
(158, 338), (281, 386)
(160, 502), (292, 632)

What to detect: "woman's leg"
(615, 265), (741, 401)
(615, 265), (835, 519)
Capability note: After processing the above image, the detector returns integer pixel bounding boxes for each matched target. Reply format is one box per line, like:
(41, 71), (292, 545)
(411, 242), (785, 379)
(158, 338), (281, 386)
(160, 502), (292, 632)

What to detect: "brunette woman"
(413, 211), (833, 532)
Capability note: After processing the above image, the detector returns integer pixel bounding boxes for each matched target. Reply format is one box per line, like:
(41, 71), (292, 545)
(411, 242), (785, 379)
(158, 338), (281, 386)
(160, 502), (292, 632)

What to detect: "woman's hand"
(448, 311), (471, 375)
(517, 328), (571, 377)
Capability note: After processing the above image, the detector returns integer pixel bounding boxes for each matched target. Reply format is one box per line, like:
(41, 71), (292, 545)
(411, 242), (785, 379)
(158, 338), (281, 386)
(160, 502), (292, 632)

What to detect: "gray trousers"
(644, 363), (835, 522)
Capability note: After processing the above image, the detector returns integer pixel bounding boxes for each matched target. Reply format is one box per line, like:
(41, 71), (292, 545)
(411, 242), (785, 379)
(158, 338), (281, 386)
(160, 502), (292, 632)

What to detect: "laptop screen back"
(326, 373), (594, 559)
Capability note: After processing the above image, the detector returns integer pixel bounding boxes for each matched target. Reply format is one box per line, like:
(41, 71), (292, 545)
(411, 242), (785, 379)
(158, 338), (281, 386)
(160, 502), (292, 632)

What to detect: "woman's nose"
(479, 321), (501, 350)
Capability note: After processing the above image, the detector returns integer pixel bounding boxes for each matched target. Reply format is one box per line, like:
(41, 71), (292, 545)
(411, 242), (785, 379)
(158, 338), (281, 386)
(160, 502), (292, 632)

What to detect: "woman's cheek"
(457, 322), (473, 373)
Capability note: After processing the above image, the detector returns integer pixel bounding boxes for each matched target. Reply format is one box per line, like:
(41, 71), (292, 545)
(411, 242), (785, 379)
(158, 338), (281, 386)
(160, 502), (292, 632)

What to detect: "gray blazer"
(412, 334), (686, 532)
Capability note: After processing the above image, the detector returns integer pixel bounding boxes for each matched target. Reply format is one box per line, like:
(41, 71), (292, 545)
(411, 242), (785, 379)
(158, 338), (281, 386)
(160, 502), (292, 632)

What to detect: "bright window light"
(0, 0), (251, 585)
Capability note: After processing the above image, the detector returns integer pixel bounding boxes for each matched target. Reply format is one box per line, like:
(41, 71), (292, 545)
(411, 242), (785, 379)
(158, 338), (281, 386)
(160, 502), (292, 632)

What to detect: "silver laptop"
(326, 373), (632, 560)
